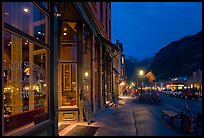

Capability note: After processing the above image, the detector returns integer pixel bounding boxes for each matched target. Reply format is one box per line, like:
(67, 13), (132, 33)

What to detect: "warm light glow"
(56, 13), (61, 17)
(25, 42), (28, 45)
(120, 81), (126, 86)
(84, 72), (89, 77)
(43, 84), (46, 87)
(139, 70), (144, 76)
(38, 31), (41, 34)
(64, 28), (67, 31)
(23, 8), (29, 13)
(24, 67), (29, 75)
(63, 32), (67, 36)
(131, 82), (134, 86)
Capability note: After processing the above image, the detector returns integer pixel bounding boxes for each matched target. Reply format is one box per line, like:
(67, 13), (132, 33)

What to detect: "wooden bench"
(4, 107), (45, 132)
(161, 110), (177, 119)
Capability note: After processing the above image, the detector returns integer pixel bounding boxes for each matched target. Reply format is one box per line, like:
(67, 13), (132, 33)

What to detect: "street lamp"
(139, 69), (144, 96)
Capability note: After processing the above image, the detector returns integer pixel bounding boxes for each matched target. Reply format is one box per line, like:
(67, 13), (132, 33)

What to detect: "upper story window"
(122, 56), (125, 65)
(100, 2), (103, 21)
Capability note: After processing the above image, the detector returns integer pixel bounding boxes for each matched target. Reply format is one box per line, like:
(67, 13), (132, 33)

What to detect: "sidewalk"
(59, 96), (136, 136)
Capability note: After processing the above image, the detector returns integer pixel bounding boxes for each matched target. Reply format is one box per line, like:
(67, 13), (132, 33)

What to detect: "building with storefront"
(186, 70), (202, 95)
(2, 2), (124, 136)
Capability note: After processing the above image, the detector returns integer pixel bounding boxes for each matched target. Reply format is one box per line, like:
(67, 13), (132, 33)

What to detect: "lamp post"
(139, 69), (144, 96)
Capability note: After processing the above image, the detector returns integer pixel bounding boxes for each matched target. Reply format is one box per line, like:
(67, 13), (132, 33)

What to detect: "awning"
(98, 34), (118, 51)
(113, 68), (120, 74)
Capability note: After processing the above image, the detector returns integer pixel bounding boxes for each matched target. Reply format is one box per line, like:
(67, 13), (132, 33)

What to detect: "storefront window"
(3, 2), (50, 135)
(61, 44), (77, 62)
(3, 30), (49, 135)
(83, 29), (92, 100)
(61, 22), (77, 43)
(4, 2), (48, 44)
(39, 2), (49, 9)
(61, 63), (77, 106)
(59, 22), (78, 107)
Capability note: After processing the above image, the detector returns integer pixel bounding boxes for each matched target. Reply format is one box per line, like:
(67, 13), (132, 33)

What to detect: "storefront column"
(50, 3), (59, 135)
(77, 22), (84, 122)
(91, 34), (95, 113)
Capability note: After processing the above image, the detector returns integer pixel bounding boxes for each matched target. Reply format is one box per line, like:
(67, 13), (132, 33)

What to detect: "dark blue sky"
(112, 2), (202, 61)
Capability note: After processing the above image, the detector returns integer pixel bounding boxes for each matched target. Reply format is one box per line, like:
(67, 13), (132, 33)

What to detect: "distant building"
(187, 69), (202, 92)
(164, 76), (188, 90)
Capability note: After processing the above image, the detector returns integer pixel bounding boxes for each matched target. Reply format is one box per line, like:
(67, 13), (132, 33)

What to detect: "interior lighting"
(4, 12), (9, 15)
(23, 8), (29, 13)
(84, 71), (89, 77)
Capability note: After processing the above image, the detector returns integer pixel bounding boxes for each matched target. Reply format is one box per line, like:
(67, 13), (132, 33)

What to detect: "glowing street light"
(139, 69), (144, 96)
(139, 69), (144, 76)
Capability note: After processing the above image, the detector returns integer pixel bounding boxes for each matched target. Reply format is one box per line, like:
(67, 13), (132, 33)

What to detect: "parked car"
(173, 89), (183, 97)
(190, 88), (199, 100)
(181, 88), (190, 99)
(181, 88), (199, 100)
(162, 89), (173, 96)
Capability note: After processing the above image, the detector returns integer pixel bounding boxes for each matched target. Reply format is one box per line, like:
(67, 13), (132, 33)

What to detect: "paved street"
(60, 95), (202, 136)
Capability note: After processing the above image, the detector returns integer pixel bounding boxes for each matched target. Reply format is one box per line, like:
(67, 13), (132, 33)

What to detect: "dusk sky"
(111, 2), (202, 61)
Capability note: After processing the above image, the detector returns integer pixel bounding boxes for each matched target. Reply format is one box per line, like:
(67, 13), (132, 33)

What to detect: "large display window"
(59, 22), (78, 108)
(3, 2), (50, 135)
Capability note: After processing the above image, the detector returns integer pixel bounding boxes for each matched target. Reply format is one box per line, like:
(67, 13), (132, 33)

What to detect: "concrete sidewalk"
(92, 96), (137, 136)
(59, 96), (136, 136)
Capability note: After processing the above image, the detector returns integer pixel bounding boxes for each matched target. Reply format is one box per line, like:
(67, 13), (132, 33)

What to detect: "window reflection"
(4, 2), (48, 44)
(3, 30), (48, 134)
(34, 24), (46, 43)
(61, 22), (77, 43)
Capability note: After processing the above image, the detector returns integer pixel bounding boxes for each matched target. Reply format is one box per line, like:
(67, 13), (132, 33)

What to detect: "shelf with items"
(4, 87), (13, 115)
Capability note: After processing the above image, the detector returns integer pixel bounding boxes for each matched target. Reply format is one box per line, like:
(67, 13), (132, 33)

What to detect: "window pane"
(39, 2), (49, 10)
(62, 63), (77, 106)
(4, 2), (48, 44)
(61, 44), (77, 62)
(61, 22), (77, 43)
(3, 31), (49, 135)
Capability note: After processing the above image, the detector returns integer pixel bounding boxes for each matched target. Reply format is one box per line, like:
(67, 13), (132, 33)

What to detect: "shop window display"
(3, 31), (49, 134)
(59, 22), (78, 107)
(3, 2), (49, 135)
